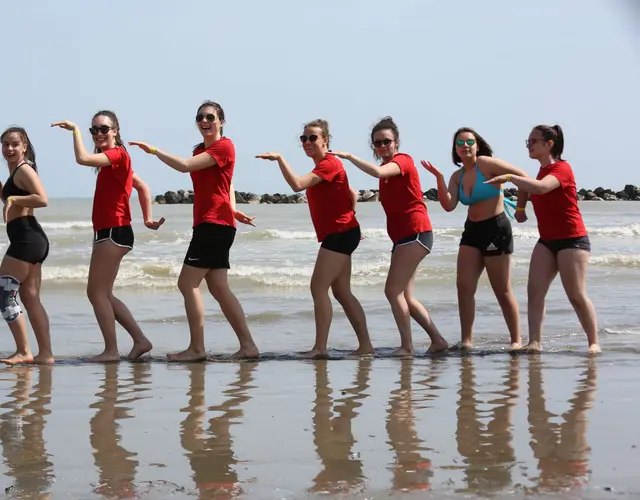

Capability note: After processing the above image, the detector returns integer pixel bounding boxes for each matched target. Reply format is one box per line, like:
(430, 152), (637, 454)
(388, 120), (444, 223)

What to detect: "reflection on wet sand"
(180, 361), (258, 499)
(0, 356), (604, 498)
(308, 358), (371, 494)
(386, 358), (439, 492)
(90, 363), (151, 498)
(525, 357), (598, 494)
(455, 356), (520, 493)
(0, 366), (54, 499)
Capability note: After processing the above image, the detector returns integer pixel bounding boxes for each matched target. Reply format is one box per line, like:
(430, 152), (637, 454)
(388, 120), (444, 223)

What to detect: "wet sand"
(0, 353), (639, 499)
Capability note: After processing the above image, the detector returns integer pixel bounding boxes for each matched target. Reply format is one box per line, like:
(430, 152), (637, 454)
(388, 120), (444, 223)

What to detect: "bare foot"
(32, 353), (55, 365)
(231, 345), (260, 359)
(509, 342), (522, 351)
(427, 336), (449, 353)
(449, 341), (473, 351)
(588, 344), (601, 354)
(127, 339), (153, 361)
(167, 348), (207, 362)
(89, 351), (122, 363)
(517, 342), (543, 353)
(1, 351), (34, 365)
(301, 348), (328, 359)
(391, 347), (414, 357)
(350, 345), (375, 356)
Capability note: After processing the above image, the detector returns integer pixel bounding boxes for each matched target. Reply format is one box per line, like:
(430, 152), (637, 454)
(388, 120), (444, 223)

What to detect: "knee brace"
(0, 275), (22, 323)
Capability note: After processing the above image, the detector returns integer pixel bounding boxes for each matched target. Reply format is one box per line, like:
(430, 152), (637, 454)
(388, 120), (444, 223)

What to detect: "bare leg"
(404, 273), (448, 353)
(385, 242), (444, 356)
(18, 264), (53, 364)
(205, 269), (259, 359)
(86, 241), (141, 362)
(557, 249), (600, 353)
(484, 254), (522, 349)
(523, 243), (558, 352)
(0, 255), (34, 365)
(330, 257), (374, 355)
(169, 264), (210, 362)
(455, 245), (485, 350)
(109, 295), (153, 360)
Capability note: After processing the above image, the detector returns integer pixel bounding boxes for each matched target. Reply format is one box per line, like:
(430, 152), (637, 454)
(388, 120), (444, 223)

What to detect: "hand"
(420, 160), (443, 177)
(484, 174), (508, 185)
(234, 211), (256, 226)
(144, 217), (166, 230)
(50, 120), (78, 132)
(514, 210), (527, 223)
(128, 141), (157, 155)
(255, 152), (281, 162)
(328, 151), (351, 160)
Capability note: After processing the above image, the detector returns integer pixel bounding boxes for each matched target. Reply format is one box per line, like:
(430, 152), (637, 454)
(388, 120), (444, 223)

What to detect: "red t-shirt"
(191, 137), (236, 228)
(378, 153), (432, 243)
(530, 160), (587, 240)
(306, 154), (359, 242)
(92, 146), (133, 231)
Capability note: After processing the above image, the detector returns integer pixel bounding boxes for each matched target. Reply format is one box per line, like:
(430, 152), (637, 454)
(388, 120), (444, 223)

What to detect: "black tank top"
(2, 162), (34, 200)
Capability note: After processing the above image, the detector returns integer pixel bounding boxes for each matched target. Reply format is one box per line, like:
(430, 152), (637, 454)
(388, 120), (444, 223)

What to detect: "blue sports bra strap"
(503, 197), (517, 219)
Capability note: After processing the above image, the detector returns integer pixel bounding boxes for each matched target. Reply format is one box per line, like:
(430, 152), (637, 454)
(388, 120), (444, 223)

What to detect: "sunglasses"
(526, 138), (544, 147)
(300, 135), (319, 144)
(373, 138), (393, 148)
(89, 125), (113, 135)
(455, 139), (476, 147)
(196, 113), (216, 122)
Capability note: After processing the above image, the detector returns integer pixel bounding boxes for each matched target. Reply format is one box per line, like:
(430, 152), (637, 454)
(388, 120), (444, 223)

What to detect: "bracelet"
(150, 147), (157, 155)
(505, 174), (511, 182)
(73, 129), (80, 136)
(515, 207), (525, 212)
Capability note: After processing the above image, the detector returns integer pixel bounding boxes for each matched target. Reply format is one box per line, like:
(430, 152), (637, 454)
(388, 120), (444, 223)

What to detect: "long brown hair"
(1, 127), (37, 172)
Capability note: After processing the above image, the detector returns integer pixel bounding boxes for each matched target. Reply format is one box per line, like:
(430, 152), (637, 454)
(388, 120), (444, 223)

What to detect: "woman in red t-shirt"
(256, 119), (374, 358)
(332, 116), (449, 356)
(129, 100), (259, 361)
(485, 124), (600, 353)
(52, 110), (163, 362)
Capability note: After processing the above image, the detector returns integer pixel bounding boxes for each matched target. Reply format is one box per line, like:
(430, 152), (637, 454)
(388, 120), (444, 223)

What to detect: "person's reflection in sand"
(526, 357), (598, 493)
(180, 361), (258, 500)
(455, 356), (520, 494)
(308, 358), (372, 494)
(0, 366), (54, 499)
(385, 358), (436, 492)
(90, 362), (150, 499)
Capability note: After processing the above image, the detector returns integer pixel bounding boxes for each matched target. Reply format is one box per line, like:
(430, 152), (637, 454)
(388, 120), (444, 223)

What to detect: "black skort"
(184, 222), (237, 269)
(6, 216), (49, 265)
(320, 225), (361, 256)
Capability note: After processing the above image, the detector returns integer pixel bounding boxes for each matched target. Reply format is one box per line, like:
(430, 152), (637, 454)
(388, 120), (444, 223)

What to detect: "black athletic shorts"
(539, 235), (591, 255)
(392, 230), (434, 253)
(460, 212), (513, 256)
(6, 216), (49, 264)
(184, 222), (237, 269)
(94, 225), (134, 250)
(320, 225), (361, 256)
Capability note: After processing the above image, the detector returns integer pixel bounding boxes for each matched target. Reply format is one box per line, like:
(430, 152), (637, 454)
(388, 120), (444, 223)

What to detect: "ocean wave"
(236, 224), (640, 242)
(39, 220), (93, 230)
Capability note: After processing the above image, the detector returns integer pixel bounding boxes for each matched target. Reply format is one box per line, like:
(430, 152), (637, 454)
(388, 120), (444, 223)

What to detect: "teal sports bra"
(458, 164), (516, 218)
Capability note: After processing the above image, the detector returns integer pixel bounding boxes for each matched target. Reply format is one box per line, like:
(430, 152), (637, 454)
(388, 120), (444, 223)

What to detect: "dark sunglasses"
(455, 139), (476, 147)
(196, 113), (216, 122)
(89, 125), (112, 135)
(373, 138), (393, 148)
(525, 138), (544, 147)
(300, 135), (319, 144)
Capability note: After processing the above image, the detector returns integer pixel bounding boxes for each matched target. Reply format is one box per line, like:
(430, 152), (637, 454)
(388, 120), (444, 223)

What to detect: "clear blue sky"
(2, 0), (638, 198)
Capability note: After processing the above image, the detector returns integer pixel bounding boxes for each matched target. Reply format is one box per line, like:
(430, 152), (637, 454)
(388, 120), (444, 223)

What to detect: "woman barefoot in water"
(129, 100), (259, 361)
(485, 125), (600, 353)
(0, 127), (53, 365)
(256, 119), (375, 358)
(332, 116), (448, 356)
(51, 111), (161, 362)
(421, 127), (529, 351)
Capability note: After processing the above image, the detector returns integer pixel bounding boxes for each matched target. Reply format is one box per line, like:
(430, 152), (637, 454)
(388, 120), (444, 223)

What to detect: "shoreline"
(155, 184), (640, 204)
